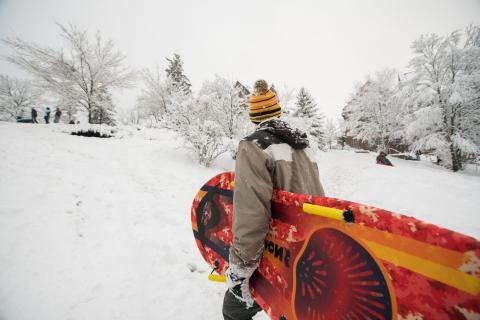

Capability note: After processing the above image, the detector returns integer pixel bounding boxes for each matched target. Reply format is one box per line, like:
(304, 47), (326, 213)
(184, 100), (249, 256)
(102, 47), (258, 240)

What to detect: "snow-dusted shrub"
(71, 129), (112, 138)
(180, 119), (229, 167)
(70, 124), (116, 138)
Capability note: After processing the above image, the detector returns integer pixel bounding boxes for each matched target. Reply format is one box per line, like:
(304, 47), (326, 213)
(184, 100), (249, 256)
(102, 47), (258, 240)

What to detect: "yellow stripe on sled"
(301, 203), (479, 296)
(208, 274), (226, 283)
(362, 239), (480, 296)
(303, 203), (344, 221)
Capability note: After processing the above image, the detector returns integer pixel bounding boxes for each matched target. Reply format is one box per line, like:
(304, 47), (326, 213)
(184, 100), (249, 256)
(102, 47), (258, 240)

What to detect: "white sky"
(1, 0), (479, 119)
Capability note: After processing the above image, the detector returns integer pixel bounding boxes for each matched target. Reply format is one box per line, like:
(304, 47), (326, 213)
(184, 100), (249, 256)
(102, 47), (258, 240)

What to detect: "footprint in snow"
(186, 262), (197, 272)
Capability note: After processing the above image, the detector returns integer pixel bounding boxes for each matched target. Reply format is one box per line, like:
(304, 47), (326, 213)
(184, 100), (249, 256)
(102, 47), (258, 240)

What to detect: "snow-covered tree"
(3, 23), (135, 124)
(136, 57), (192, 128)
(117, 106), (141, 126)
(405, 25), (480, 171)
(344, 69), (404, 152)
(198, 76), (250, 139)
(135, 68), (171, 126)
(324, 118), (339, 149)
(293, 87), (325, 148)
(277, 83), (296, 115)
(170, 76), (251, 163)
(197, 76), (251, 158)
(57, 96), (79, 123)
(0, 75), (40, 121)
(165, 53), (191, 95)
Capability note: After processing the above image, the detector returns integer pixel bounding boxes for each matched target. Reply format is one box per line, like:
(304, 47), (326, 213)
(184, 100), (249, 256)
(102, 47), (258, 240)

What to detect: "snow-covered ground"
(0, 122), (478, 320)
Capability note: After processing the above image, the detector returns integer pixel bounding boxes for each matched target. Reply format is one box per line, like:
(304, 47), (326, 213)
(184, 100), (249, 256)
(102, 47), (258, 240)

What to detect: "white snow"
(0, 122), (479, 320)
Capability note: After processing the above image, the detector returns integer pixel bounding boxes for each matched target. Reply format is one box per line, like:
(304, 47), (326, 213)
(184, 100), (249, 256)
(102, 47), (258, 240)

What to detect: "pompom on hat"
(249, 79), (282, 124)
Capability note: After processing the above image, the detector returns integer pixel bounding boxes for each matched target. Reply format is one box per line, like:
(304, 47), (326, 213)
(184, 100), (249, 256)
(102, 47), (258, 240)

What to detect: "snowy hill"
(0, 122), (478, 320)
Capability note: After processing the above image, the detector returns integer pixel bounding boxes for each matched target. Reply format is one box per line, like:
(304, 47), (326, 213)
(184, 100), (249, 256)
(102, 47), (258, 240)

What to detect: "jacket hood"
(257, 119), (309, 149)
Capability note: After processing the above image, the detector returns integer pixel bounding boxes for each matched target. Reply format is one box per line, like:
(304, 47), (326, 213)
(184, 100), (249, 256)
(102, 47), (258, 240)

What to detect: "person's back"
(240, 119), (324, 195)
(223, 80), (325, 320)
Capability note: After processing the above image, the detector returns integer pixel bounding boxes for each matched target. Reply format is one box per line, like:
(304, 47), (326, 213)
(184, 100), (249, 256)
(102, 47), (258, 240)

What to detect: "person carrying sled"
(376, 151), (393, 166)
(54, 107), (62, 123)
(223, 80), (326, 320)
(31, 107), (38, 123)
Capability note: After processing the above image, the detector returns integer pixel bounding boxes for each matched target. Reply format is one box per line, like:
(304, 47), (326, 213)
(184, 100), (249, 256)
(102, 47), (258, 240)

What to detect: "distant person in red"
(376, 151), (393, 166)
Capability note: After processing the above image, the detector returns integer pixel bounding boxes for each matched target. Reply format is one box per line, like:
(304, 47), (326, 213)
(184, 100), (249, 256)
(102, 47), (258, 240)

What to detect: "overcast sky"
(1, 0), (479, 119)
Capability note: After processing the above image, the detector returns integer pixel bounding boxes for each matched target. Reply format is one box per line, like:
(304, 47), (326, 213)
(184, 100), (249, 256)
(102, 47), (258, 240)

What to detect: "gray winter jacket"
(229, 119), (325, 268)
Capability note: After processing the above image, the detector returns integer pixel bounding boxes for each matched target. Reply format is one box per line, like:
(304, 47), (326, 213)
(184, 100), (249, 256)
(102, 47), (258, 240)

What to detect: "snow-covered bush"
(158, 90), (231, 167)
(70, 124), (116, 138)
(180, 119), (229, 167)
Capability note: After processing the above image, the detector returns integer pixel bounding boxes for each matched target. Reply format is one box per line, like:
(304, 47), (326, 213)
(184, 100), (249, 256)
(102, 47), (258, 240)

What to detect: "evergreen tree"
(91, 87), (116, 126)
(294, 87), (325, 148)
(295, 87), (318, 118)
(165, 53), (191, 94)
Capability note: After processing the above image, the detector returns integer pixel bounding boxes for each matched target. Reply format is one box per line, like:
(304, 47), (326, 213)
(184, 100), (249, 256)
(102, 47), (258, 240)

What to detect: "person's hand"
(225, 263), (257, 307)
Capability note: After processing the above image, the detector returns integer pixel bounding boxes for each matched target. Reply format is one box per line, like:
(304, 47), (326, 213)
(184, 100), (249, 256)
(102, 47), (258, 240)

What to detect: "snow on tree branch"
(3, 23), (136, 124)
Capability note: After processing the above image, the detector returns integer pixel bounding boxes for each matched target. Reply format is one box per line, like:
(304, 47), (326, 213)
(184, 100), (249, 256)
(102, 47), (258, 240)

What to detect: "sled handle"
(208, 274), (227, 283)
(303, 203), (355, 223)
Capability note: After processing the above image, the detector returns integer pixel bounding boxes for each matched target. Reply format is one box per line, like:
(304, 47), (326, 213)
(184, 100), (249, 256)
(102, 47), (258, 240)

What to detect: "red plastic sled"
(191, 172), (479, 320)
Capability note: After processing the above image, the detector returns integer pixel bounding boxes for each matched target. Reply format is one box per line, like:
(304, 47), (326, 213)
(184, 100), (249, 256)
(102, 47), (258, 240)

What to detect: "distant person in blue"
(31, 108), (38, 123)
(54, 107), (62, 123)
(44, 107), (51, 124)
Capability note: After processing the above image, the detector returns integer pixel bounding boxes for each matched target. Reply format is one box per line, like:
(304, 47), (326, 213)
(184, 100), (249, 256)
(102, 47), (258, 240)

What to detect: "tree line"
(3, 23), (478, 170)
(0, 23), (329, 166)
(343, 24), (480, 171)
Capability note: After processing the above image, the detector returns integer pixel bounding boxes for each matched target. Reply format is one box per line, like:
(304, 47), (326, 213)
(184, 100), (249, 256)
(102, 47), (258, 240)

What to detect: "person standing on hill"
(222, 79), (326, 320)
(44, 107), (51, 124)
(54, 107), (62, 123)
(31, 108), (38, 123)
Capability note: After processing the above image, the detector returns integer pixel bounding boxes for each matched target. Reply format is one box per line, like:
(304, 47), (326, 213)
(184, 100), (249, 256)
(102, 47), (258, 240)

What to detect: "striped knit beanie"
(249, 79), (282, 124)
